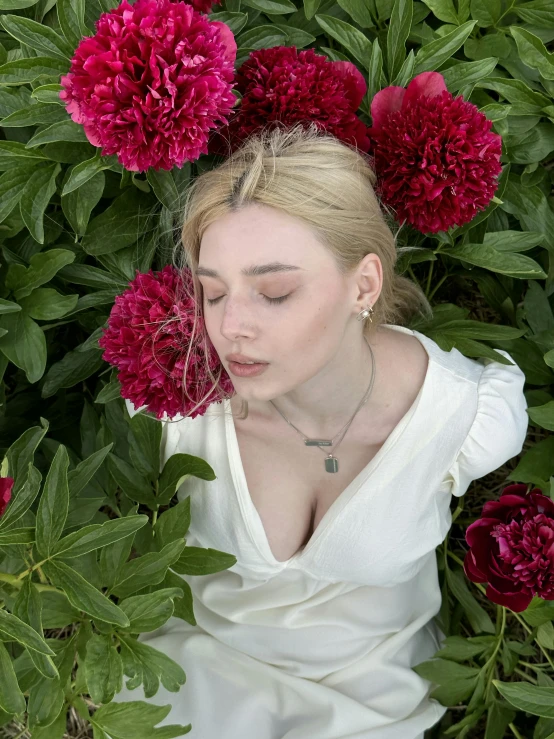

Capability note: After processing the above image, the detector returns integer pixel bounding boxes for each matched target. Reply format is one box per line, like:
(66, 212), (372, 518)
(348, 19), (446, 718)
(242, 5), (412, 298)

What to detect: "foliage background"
(0, 0), (553, 737)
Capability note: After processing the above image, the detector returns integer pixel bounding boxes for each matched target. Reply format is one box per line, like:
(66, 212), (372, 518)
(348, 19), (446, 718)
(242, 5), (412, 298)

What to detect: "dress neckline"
(224, 325), (436, 568)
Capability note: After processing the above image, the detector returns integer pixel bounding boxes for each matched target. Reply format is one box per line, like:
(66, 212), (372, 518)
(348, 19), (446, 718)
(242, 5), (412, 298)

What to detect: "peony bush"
(0, 0), (552, 737)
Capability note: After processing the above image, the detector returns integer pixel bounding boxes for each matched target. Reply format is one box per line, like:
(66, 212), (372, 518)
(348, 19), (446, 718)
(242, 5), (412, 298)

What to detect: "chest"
(234, 423), (387, 563)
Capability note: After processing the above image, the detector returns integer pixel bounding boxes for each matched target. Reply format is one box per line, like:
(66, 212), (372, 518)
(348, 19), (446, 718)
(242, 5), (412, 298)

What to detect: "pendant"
(325, 455), (339, 473)
(304, 439), (333, 446)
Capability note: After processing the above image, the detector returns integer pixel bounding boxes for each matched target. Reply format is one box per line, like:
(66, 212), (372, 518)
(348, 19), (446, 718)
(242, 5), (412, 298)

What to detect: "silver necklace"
(269, 336), (376, 473)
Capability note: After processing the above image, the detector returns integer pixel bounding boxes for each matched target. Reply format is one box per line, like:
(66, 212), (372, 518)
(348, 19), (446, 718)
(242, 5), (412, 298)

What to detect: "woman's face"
(197, 202), (368, 401)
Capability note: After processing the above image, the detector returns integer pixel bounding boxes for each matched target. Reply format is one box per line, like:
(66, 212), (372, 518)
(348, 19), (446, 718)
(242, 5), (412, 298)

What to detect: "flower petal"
(332, 61), (367, 109)
(403, 71), (448, 109)
(369, 86), (406, 130)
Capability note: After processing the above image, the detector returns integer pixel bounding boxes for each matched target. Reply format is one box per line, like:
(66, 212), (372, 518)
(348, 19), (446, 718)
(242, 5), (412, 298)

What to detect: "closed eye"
(205, 294), (290, 306)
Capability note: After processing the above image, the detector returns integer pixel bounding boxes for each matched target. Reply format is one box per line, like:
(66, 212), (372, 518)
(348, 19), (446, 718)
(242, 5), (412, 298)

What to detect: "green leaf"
(67, 443), (113, 498)
(0, 311), (47, 383)
(515, 0), (554, 27)
(420, 0), (458, 24)
(30, 82), (64, 105)
(171, 546), (237, 576)
(475, 77), (551, 112)
(0, 0), (40, 7)
(207, 11), (248, 35)
(509, 26), (554, 79)
(61, 154), (117, 195)
(485, 699), (516, 739)
(58, 263), (127, 291)
(42, 559), (130, 627)
(0, 140), (49, 170)
(0, 57), (69, 85)
(18, 287), (78, 320)
(314, 14), (372, 70)
(154, 497), (191, 548)
(0, 14), (73, 61)
(27, 674), (65, 730)
(446, 566), (496, 634)
(91, 700), (191, 739)
(521, 597), (554, 627)
(81, 189), (156, 256)
(483, 230), (545, 252)
(145, 168), (180, 210)
(84, 633), (123, 705)
(157, 452), (216, 506)
(0, 163), (49, 225)
(0, 609), (56, 656)
(367, 37), (383, 100)
(441, 57), (497, 92)
(335, 0), (374, 28)
(19, 163), (61, 244)
(118, 587), (184, 633)
(0, 640), (26, 715)
(128, 411), (163, 480)
(6, 248), (75, 301)
(4, 420), (47, 494)
(52, 515), (147, 559)
(0, 101), (68, 127)
(236, 25), (288, 50)
(57, 0), (87, 49)
(106, 453), (158, 508)
(442, 243), (546, 279)
(387, 0), (413, 81)
(470, 0), (500, 27)
(35, 444), (69, 558)
(413, 20), (477, 75)
(25, 118), (89, 148)
(492, 680), (554, 718)
(240, 0), (296, 12)
(0, 526), (35, 545)
(110, 538), (186, 600)
(435, 635), (495, 661)
(528, 400), (554, 431)
(505, 123), (554, 164)
(118, 633), (187, 697)
(41, 348), (105, 398)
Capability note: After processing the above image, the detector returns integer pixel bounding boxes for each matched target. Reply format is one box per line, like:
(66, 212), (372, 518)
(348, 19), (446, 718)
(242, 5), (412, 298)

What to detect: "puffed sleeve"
(443, 349), (529, 498)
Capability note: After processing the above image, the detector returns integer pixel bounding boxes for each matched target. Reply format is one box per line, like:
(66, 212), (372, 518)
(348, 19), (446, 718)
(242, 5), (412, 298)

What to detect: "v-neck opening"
(225, 325), (436, 568)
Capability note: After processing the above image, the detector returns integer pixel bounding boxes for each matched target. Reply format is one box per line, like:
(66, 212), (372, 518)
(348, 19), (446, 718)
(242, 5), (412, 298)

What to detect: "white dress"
(111, 324), (529, 739)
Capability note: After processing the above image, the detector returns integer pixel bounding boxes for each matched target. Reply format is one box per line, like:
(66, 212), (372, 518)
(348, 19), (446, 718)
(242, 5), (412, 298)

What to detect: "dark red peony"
(98, 265), (235, 420)
(60, 0), (237, 172)
(0, 476), (14, 518)
(464, 483), (554, 612)
(367, 71), (502, 234)
(208, 46), (371, 156)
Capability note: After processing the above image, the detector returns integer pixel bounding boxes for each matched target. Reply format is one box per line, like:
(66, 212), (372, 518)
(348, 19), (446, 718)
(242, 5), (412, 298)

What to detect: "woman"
(112, 123), (529, 738)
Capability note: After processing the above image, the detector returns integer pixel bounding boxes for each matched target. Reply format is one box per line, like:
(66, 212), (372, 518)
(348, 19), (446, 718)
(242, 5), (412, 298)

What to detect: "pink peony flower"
(208, 46), (371, 156)
(59, 0), (237, 172)
(367, 71), (503, 234)
(464, 483), (554, 612)
(180, 0), (222, 14)
(0, 477), (14, 518)
(98, 265), (235, 420)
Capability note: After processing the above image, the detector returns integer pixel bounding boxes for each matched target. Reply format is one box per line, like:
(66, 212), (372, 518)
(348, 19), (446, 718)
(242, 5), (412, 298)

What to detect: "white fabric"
(112, 324), (529, 739)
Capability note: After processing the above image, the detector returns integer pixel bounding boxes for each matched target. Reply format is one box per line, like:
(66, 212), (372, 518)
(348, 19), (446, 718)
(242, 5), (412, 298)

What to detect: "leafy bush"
(0, 0), (552, 737)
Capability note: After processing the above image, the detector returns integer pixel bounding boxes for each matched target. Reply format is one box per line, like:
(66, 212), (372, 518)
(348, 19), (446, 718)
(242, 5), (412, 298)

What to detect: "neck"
(241, 326), (388, 439)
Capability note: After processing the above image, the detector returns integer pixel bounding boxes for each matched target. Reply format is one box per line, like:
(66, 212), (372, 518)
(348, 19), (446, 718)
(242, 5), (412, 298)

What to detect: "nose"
(217, 295), (257, 342)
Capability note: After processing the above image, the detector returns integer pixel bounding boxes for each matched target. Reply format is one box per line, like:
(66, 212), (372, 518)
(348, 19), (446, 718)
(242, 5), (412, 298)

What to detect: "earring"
(356, 305), (374, 323)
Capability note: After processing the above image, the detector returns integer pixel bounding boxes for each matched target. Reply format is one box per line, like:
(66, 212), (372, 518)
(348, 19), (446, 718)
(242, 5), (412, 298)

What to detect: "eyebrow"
(195, 262), (304, 278)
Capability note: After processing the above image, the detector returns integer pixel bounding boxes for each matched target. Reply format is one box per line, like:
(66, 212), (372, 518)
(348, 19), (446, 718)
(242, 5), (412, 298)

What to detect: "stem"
(428, 273), (449, 302)
(508, 723), (526, 739)
(425, 261), (434, 298)
(513, 667), (537, 683)
(0, 571), (60, 594)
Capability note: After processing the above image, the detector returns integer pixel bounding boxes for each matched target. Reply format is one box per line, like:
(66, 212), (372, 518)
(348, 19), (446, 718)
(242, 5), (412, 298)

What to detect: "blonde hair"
(175, 122), (432, 420)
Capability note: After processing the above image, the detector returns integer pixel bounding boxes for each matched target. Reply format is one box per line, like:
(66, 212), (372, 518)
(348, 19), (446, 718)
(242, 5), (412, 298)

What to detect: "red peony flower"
(464, 483), (554, 612)
(98, 265), (235, 420)
(367, 71), (502, 234)
(59, 0), (237, 172)
(208, 46), (371, 156)
(0, 476), (14, 518)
